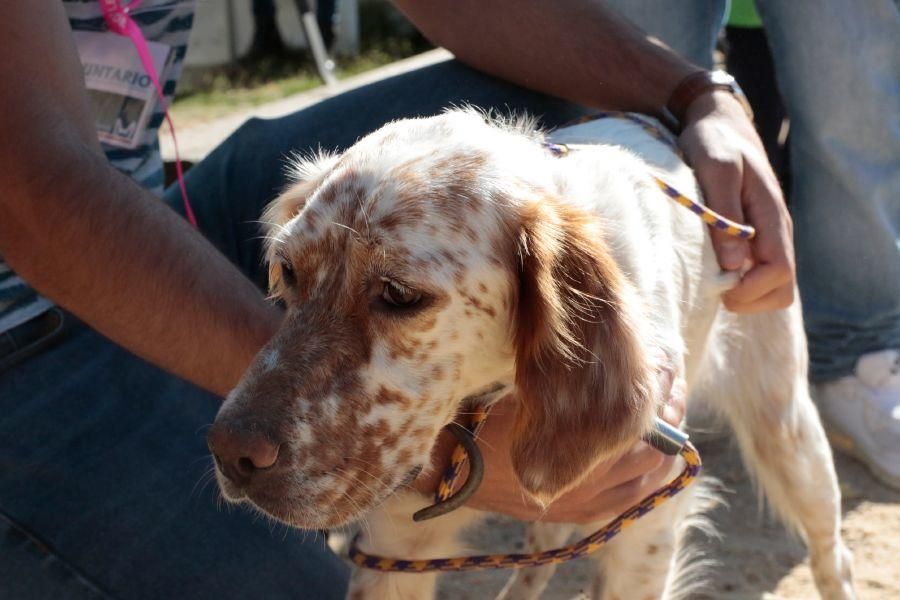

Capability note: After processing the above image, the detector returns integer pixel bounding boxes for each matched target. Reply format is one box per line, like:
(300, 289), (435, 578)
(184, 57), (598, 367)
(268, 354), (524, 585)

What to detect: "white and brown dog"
(207, 110), (854, 599)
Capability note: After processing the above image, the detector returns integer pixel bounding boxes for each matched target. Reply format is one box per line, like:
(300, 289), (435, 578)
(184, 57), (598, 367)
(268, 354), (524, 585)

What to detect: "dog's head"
(208, 110), (657, 528)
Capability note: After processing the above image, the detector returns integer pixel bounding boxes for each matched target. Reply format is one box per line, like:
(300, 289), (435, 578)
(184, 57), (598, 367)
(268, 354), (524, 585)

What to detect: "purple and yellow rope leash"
(349, 407), (702, 573)
(348, 111), (753, 573)
(547, 111), (756, 240)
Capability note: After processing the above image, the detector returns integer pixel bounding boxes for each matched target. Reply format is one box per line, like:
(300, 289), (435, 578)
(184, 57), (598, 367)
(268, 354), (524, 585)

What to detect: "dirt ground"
(435, 437), (900, 599)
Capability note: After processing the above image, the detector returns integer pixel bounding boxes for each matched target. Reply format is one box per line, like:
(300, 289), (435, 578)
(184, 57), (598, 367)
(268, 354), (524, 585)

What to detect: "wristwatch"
(662, 70), (754, 132)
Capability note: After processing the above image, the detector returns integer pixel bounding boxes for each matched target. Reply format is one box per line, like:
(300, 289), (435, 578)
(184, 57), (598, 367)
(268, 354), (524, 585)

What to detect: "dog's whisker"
(190, 465), (218, 500)
(335, 467), (407, 536)
(341, 459), (418, 495)
(330, 221), (360, 237)
(194, 423), (214, 436)
(329, 470), (379, 540)
(329, 470), (379, 526)
(188, 453), (214, 467)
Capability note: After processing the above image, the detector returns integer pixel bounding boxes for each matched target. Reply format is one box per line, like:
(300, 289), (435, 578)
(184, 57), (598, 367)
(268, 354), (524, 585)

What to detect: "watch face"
(710, 70), (737, 86)
(712, 71), (753, 120)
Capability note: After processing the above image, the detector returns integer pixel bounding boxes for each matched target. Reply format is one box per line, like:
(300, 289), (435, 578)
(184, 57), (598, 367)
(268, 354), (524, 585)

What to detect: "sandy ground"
(433, 438), (900, 600)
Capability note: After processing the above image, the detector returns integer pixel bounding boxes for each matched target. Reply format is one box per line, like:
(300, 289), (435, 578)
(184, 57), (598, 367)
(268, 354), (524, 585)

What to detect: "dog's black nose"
(207, 423), (281, 486)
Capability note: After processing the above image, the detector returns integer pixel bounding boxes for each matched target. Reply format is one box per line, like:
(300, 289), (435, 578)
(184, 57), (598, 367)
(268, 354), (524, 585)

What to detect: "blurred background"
(172, 1), (431, 116)
(167, 0), (789, 194)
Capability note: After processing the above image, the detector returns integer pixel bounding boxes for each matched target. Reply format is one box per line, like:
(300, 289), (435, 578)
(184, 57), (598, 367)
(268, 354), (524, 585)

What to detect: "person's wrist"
(664, 70), (753, 132)
(681, 88), (752, 131)
(677, 90), (756, 135)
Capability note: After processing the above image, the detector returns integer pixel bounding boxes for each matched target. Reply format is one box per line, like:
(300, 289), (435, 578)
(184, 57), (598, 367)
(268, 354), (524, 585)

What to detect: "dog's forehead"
(283, 155), (508, 278)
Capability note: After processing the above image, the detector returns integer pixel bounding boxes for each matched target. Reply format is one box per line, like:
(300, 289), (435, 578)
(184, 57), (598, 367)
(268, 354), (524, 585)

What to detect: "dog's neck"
(460, 380), (513, 410)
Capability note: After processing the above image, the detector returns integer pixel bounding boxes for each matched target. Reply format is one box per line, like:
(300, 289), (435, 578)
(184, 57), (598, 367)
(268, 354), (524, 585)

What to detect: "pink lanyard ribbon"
(100, 0), (198, 228)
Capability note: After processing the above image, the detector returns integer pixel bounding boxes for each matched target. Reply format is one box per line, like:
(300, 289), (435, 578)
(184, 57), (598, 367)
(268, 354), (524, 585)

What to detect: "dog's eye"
(382, 280), (421, 307)
(280, 260), (296, 287)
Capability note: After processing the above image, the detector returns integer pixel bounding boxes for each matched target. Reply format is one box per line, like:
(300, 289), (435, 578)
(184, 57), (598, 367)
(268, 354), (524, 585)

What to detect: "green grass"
(171, 1), (434, 125)
(172, 36), (431, 126)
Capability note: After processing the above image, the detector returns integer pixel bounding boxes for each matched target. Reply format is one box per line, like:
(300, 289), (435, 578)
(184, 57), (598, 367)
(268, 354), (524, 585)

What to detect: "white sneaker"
(813, 349), (900, 489)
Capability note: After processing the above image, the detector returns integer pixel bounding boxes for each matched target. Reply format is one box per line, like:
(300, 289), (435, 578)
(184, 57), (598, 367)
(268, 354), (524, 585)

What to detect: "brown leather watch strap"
(664, 70), (753, 132)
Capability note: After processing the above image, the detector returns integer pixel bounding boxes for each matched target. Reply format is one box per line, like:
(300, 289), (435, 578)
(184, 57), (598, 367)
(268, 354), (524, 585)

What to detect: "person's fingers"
(678, 92), (796, 312)
(723, 280), (794, 313)
(723, 259), (793, 302)
(722, 165), (795, 313)
(553, 455), (678, 524)
(582, 443), (664, 491)
(682, 131), (749, 271)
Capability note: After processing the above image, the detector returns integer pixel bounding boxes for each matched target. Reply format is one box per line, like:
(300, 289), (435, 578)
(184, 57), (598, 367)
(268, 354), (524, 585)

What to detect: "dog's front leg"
(496, 522), (575, 600)
(348, 565), (437, 600)
(587, 465), (698, 600)
(346, 492), (482, 600)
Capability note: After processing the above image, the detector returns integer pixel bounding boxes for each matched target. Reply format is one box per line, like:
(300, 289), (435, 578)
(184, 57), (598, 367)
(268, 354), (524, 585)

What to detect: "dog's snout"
(207, 423), (281, 486)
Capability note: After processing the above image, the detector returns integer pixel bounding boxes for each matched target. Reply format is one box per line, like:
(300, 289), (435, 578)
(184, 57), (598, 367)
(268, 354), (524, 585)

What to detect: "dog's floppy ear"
(510, 198), (657, 505)
(262, 151), (341, 291)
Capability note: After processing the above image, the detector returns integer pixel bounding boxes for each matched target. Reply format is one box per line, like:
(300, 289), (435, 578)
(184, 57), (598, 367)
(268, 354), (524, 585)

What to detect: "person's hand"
(416, 363), (685, 525)
(678, 90), (795, 313)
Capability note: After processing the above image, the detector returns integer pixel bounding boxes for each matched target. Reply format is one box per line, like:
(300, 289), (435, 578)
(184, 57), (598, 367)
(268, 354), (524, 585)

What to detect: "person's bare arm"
(396, 0), (697, 118)
(0, 2), (280, 396)
(394, 0), (794, 313)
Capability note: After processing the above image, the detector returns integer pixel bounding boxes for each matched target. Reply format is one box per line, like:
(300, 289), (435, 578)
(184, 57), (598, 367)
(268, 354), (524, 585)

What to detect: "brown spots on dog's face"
(388, 339), (418, 361)
(411, 425), (433, 441)
(363, 419), (401, 451)
(302, 208), (320, 231)
(395, 448), (412, 466)
(316, 181), (339, 206)
(458, 287), (497, 318)
(375, 386), (412, 409)
(438, 250), (466, 279)
(428, 154), (487, 229)
(385, 334), (443, 364)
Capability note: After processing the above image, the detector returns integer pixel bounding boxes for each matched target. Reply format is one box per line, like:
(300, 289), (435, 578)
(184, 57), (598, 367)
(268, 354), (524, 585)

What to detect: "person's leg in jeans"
(2, 60), (588, 599)
(755, 0), (900, 487)
(608, 0), (900, 487)
(0, 325), (349, 600)
(599, 0), (726, 70)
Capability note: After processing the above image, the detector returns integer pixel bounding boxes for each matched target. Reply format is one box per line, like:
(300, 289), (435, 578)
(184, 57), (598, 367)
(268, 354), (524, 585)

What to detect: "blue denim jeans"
(0, 61), (587, 599)
(605, 0), (900, 381)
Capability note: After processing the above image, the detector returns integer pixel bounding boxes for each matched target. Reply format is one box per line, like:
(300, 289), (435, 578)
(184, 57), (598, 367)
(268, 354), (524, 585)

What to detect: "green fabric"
(728, 0), (763, 28)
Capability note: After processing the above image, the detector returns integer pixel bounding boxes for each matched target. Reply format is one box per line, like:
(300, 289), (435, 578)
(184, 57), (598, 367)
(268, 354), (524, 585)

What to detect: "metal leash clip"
(645, 416), (690, 456)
